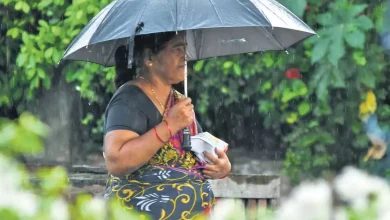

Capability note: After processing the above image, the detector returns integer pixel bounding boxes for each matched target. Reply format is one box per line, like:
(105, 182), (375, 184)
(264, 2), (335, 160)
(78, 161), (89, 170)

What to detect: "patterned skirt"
(104, 165), (215, 220)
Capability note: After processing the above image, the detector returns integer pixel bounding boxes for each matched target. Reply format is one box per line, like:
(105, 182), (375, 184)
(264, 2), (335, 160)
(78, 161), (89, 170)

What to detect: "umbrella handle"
(181, 127), (192, 151)
(184, 59), (188, 97)
(181, 64), (192, 151)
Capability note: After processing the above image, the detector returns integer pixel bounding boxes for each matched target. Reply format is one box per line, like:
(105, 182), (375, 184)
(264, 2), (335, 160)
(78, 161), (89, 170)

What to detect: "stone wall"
(25, 70), (83, 166)
(63, 170), (280, 210)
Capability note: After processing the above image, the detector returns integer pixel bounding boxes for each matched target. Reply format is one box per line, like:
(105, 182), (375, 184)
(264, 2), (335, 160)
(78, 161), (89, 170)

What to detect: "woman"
(103, 32), (231, 219)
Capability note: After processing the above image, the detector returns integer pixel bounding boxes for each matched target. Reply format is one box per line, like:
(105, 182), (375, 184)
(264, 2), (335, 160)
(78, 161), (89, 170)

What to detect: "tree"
(1, 0), (389, 182)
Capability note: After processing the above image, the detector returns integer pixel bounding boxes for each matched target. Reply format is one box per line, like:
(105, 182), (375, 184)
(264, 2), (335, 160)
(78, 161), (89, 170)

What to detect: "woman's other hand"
(165, 97), (194, 133)
(202, 148), (231, 179)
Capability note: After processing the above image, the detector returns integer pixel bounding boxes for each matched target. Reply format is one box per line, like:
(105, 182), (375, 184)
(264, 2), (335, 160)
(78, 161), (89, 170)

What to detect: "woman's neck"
(137, 73), (173, 112)
(139, 72), (171, 93)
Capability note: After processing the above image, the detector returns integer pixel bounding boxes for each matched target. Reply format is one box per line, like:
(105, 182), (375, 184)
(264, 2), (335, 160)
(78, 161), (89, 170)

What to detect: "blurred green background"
(1, 0), (390, 183)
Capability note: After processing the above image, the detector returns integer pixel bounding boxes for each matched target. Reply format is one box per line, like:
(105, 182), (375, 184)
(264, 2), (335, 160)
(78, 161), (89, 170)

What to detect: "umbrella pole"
(181, 65), (192, 151)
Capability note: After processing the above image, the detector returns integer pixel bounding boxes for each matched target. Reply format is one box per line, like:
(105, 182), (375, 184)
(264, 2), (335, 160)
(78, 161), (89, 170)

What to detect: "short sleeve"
(104, 104), (148, 135)
(104, 86), (148, 135)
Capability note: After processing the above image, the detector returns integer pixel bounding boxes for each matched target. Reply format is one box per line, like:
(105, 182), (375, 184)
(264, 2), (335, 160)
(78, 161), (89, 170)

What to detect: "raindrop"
(88, 103), (91, 105)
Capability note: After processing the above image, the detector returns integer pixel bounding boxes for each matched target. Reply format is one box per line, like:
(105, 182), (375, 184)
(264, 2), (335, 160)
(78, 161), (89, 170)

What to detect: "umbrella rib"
(236, 0), (272, 27)
(179, 1), (189, 30)
(87, 0), (120, 46)
(254, 0), (289, 26)
(262, 27), (285, 50)
(251, 0), (287, 50)
(207, 0), (223, 25)
(137, 1), (151, 31)
(247, 0), (273, 27)
(191, 30), (201, 60)
(194, 30), (200, 60)
(103, 38), (120, 68)
(125, 0), (150, 68)
(60, 1), (117, 63)
(175, 0), (178, 31)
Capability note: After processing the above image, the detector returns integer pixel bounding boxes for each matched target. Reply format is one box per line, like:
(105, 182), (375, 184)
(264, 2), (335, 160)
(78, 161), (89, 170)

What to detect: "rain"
(1, 0), (390, 219)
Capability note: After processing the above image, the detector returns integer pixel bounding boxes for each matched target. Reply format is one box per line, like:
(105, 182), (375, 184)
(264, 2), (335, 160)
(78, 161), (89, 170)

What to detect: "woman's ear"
(143, 48), (154, 67)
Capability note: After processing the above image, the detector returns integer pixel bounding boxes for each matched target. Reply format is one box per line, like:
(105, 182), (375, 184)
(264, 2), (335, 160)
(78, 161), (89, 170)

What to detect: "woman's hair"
(114, 32), (178, 89)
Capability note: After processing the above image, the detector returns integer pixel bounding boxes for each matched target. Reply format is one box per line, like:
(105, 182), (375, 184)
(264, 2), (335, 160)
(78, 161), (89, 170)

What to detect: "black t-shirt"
(104, 84), (203, 136)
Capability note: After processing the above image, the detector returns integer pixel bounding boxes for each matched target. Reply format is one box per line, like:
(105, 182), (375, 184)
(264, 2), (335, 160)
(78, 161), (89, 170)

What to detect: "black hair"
(114, 32), (178, 89)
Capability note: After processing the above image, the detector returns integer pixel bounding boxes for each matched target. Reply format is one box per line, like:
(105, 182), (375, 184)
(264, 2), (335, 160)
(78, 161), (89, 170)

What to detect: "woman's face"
(149, 33), (187, 84)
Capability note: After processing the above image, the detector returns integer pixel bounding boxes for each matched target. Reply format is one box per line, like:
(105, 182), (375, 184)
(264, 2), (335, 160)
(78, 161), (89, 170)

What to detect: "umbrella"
(61, 0), (315, 65)
(60, 0), (316, 150)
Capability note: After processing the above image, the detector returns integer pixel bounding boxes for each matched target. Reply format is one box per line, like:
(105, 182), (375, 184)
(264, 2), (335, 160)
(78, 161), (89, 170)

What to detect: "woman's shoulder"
(108, 83), (146, 107)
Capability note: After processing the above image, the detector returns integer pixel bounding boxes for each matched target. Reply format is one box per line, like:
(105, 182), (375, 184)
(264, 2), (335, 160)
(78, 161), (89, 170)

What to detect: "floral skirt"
(104, 165), (215, 220)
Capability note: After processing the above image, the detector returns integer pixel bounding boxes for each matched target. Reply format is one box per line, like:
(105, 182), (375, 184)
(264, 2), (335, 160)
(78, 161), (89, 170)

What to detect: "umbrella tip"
(55, 60), (61, 68)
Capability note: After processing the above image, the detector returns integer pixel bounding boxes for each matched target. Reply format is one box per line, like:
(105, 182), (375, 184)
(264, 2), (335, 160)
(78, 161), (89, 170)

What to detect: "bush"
(2, 113), (390, 219)
(1, 0), (389, 182)
(189, 0), (390, 182)
(0, 113), (146, 220)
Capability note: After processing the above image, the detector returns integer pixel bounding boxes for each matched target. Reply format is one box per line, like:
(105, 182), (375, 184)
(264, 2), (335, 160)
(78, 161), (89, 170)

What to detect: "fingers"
(168, 97), (195, 130)
(178, 98), (193, 116)
(204, 163), (218, 171)
(202, 170), (217, 177)
(180, 104), (193, 114)
(203, 152), (220, 164)
(202, 167), (223, 179)
(179, 97), (192, 106)
(203, 175), (212, 179)
(182, 104), (194, 115)
(181, 104), (194, 125)
(203, 168), (219, 179)
(202, 154), (231, 179)
(215, 148), (227, 159)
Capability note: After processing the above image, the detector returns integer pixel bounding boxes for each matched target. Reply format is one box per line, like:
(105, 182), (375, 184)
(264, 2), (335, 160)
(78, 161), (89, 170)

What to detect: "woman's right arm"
(104, 98), (193, 175)
(104, 122), (172, 175)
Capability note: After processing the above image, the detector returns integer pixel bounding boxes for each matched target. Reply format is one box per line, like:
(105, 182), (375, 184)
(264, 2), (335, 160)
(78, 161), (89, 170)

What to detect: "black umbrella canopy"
(60, 0), (316, 67)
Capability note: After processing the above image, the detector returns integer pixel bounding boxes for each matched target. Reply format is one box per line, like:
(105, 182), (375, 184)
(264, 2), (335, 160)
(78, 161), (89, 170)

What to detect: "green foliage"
(1, 0), (389, 183)
(0, 0), (114, 111)
(0, 113), (149, 220)
(189, 0), (390, 182)
(0, 112), (48, 155)
(0, 0), (114, 141)
(277, 0), (308, 17)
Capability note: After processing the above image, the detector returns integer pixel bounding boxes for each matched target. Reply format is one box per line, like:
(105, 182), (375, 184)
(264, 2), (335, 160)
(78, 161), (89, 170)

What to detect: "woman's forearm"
(106, 122), (177, 175)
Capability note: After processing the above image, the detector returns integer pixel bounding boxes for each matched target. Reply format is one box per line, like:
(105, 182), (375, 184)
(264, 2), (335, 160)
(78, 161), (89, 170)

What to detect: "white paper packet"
(190, 132), (228, 164)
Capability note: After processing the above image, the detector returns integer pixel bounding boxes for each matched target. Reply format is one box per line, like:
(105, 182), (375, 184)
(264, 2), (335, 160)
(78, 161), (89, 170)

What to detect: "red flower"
(285, 68), (301, 79)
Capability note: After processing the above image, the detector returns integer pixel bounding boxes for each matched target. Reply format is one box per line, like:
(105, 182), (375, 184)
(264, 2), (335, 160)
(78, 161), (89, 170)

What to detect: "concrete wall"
(25, 70), (83, 166)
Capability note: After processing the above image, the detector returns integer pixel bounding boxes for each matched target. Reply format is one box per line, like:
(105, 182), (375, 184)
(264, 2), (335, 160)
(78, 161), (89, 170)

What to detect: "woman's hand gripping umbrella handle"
(181, 64), (192, 151)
